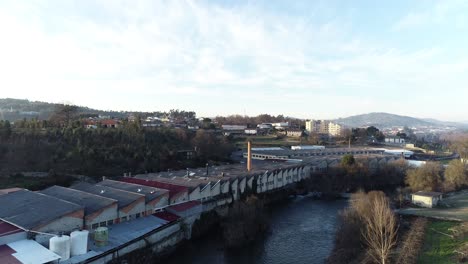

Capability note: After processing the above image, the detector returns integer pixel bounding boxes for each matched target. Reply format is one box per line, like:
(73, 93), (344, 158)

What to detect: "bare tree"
(49, 104), (79, 127)
(361, 193), (398, 264)
(444, 159), (468, 191)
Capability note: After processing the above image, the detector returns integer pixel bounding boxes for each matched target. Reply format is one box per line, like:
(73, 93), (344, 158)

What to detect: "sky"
(0, 0), (468, 121)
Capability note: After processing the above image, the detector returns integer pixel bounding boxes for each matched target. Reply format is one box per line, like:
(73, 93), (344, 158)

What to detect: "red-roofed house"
(100, 119), (119, 128)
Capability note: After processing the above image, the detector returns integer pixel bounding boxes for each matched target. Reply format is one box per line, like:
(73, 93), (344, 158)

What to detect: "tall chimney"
(247, 141), (252, 171)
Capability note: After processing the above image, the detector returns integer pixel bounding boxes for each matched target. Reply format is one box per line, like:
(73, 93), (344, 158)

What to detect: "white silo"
(49, 235), (71, 261)
(70, 230), (89, 256)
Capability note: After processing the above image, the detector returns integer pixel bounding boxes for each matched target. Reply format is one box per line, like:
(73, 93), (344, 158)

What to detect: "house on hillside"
(101, 119), (119, 128)
(411, 191), (443, 208)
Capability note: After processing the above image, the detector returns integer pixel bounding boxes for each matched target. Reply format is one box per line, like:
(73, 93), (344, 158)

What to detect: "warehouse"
(98, 180), (169, 215)
(71, 182), (145, 223)
(148, 176), (204, 201)
(0, 190), (84, 235)
(40, 185), (119, 230)
(120, 177), (189, 204)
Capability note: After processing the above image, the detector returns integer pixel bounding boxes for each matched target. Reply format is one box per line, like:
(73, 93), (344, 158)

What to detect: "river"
(165, 197), (348, 264)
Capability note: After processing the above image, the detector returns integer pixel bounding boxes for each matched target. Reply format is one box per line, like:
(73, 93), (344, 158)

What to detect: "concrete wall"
(170, 192), (189, 205)
(0, 231), (27, 246)
(146, 194), (170, 215)
(86, 203), (119, 230)
(230, 179), (239, 200)
(36, 210), (84, 234)
(189, 187), (201, 201)
(221, 181), (230, 194)
(238, 177), (246, 194)
(411, 195), (441, 208)
(200, 184), (211, 201)
(211, 181), (221, 197)
(117, 198), (146, 223)
(87, 223), (183, 264)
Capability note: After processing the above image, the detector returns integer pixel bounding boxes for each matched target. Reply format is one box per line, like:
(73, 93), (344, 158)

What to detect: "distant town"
(0, 99), (467, 264)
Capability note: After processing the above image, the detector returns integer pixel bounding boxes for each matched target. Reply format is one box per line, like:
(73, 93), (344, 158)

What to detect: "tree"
(361, 192), (398, 264)
(444, 159), (468, 190)
(49, 104), (79, 127)
(405, 162), (442, 191)
(341, 154), (356, 167)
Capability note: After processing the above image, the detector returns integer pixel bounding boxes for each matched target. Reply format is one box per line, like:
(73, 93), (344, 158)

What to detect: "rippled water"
(165, 197), (347, 264)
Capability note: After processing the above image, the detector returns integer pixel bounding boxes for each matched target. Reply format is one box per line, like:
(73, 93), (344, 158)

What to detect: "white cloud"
(0, 0), (467, 120)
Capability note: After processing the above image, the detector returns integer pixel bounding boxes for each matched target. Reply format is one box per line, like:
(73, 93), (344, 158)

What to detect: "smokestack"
(247, 141), (252, 171)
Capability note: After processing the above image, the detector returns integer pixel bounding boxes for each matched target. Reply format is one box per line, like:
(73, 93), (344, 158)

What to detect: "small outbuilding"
(411, 191), (443, 208)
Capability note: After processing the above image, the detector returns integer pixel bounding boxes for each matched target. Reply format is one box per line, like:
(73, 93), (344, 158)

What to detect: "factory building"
(145, 177), (205, 201)
(244, 147), (385, 161)
(120, 177), (189, 204)
(71, 182), (146, 223)
(0, 190), (84, 235)
(98, 180), (169, 214)
(40, 186), (118, 230)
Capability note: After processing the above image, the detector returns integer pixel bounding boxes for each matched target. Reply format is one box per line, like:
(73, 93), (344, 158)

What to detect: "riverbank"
(163, 196), (347, 264)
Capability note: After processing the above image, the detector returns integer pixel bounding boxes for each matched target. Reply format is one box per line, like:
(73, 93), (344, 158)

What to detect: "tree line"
(0, 110), (234, 180)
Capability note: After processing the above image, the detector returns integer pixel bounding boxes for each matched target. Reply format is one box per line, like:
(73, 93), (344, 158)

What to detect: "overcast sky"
(1, 0), (467, 121)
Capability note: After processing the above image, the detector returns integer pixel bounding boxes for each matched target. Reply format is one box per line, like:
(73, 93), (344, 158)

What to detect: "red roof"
(0, 245), (20, 264)
(120, 178), (188, 199)
(153, 211), (180, 222)
(0, 221), (23, 238)
(100, 119), (118, 126)
(167, 201), (201, 212)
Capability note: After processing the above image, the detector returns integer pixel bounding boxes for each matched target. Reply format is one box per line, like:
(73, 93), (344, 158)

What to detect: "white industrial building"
(0, 190), (84, 235)
(71, 182), (146, 223)
(98, 180), (170, 214)
(40, 186), (119, 230)
(411, 191), (443, 208)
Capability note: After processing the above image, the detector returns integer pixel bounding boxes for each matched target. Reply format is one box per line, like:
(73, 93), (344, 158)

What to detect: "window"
(107, 220), (113, 226)
(121, 216), (127, 222)
(136, 213), (141, 219)
(99, 221), (107, 227)
(91, 223), (99, 229)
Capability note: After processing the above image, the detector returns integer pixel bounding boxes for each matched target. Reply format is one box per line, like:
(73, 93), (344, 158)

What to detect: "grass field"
(417, 221), (467, 264)
(400, 191), (468, 221)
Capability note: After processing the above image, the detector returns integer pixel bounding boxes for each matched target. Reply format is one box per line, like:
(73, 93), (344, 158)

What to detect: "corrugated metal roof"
(71, 182), (144, 209)
(153, 211), (180, 223)
(167, 201), (201, 212)
(0, 190), (83, 230)
(98, 180), (168, 203)
(40, 186), (117, 216)
(8, 239), (61, 264)
(119, 178), (188, 199)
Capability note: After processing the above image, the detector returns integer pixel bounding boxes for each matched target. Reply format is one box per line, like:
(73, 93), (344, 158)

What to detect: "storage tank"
(94, 227), (108, 247)
(70, 230), (89, 256)
(49, 235), (71, 261)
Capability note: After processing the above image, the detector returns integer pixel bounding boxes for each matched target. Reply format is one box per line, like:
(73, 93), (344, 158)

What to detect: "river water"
(165, 197), (347, 264)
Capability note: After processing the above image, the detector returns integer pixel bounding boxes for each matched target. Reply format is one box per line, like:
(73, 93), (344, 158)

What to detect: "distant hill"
(0, 98), (141, 121)
(334, 112), (438, 129)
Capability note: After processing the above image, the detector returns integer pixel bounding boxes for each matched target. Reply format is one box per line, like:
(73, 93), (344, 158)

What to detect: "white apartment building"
(305, 120), (343, 137)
